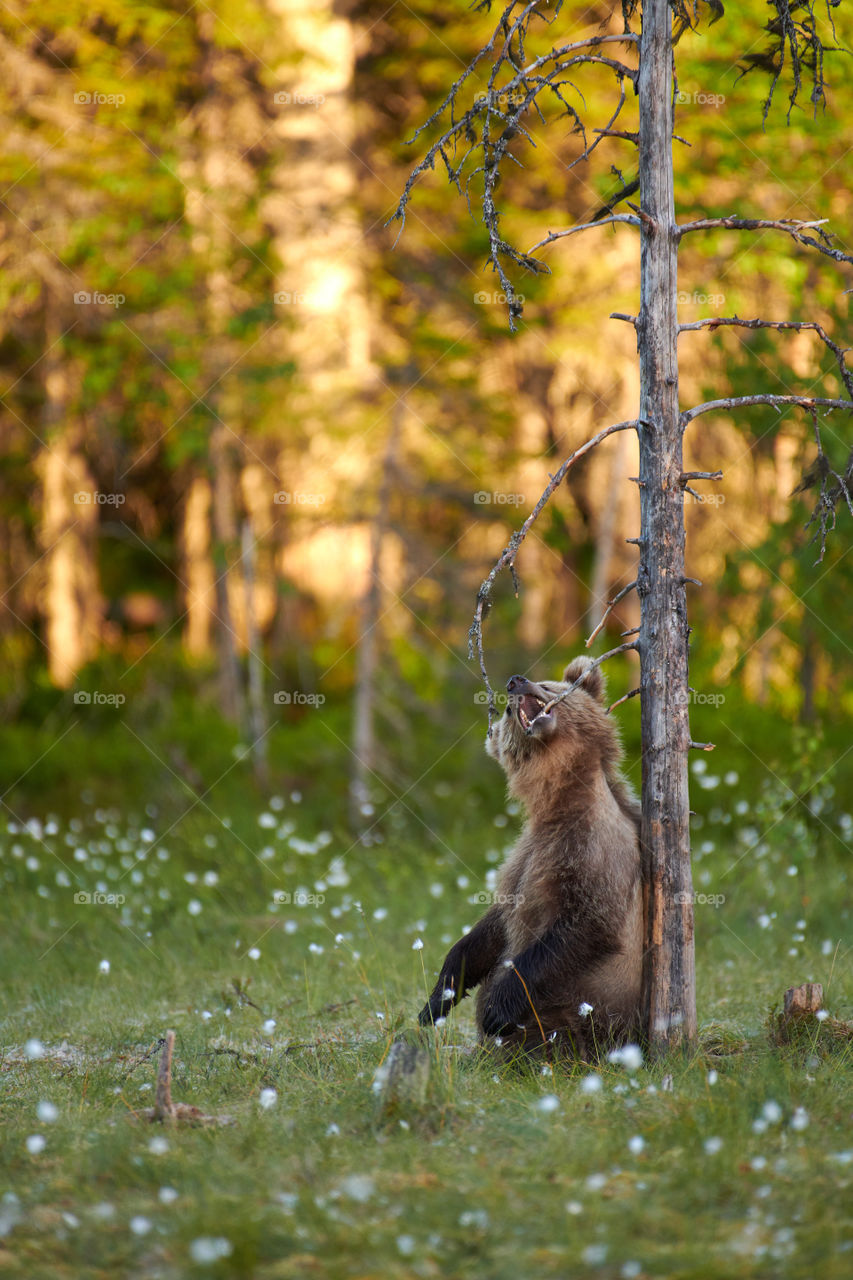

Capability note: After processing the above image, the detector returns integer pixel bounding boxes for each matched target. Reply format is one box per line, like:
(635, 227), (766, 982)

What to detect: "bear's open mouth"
(516, 693), (547, 730)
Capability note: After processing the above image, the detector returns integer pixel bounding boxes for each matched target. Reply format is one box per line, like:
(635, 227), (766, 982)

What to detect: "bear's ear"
(562, 656), (605, 702)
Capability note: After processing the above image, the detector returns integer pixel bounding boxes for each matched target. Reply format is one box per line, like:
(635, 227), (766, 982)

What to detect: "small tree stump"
(783, 983), (823, 1019)
(374, 1040), (430, 1116)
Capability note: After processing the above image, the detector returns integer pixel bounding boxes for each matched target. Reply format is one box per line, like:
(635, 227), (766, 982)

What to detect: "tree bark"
(637, 0), (696, 1054)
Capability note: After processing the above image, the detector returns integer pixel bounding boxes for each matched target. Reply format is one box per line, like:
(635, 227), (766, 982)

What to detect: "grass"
(1, 673), (851, 1278)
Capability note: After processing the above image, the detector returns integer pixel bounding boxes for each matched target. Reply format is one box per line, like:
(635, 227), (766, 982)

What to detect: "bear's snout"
(506, 674), (528, 694)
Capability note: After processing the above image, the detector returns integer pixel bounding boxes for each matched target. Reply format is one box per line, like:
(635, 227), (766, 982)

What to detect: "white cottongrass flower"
(607, 1043), (643, 1071)
(129, 1216), (152, 1236)
(325, 1122), (340, 1137)
(459, 1210), (489, 1228)
(565, 1200), (583, 1215)
(36, 1100), (58, 1123)
(396, 1235), (416, 1256)
(308, 943), (324, 955)
(762, 1100), (783, 1124)
(263, 1019), (276, 1033)
(339, 1175), (375, 1203)
(815, 1009), (829, 1022)
(373, 908), (388, 921)
(25, 1134), (46, 1155)
(578, 1002), (593, 1018)
(704, 1137), (723, 1155)
(259, 1088), (278, 1110)
(790, 1107), (809, 1131)
(628, 1135), (645, 1155)
(98, 959), (110, 974)
(187, 899), (202, 916)
(148, 1136), (169, 1155)
(190, 1237), (233, 1263)
(536, 1094), (560, 1114)
(159, 1187), (179, 1204)
(707, 1069), (718, 1085)
(412, 938), (424, 951)
(247, 947), (261, 960)
(582, 1244), (608, 1265)
(580, 1074), (602, 1094)
(25, 1039), (45, 1060)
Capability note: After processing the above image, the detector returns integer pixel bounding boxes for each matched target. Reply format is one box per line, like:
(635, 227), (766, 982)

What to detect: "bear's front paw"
(418, 981), (458, 1027)
(481, 978), (527, 1037)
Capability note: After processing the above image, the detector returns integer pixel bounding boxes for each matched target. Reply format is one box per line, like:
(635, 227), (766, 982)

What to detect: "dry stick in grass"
(141, 1030), (234, 1127)
(154, 1031), (177, 1121)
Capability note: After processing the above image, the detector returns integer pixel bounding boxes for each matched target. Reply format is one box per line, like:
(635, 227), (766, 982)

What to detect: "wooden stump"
(783, 983), (823, 1019)
(374, 1040), (430, 1117)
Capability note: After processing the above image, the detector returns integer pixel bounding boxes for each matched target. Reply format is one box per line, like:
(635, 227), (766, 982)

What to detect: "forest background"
(1, 0), (851, 820)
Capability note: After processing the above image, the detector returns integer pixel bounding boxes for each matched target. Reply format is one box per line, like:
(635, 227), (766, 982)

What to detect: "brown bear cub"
(419, 656), (642, 1058)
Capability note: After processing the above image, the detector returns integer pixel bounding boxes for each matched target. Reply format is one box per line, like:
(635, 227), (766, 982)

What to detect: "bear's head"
(485, 655), (619, 794)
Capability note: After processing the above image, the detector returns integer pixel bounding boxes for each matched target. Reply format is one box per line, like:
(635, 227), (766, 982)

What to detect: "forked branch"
(678, 217), (853, 268)
(679, 316), (853, 402)
(681, 395), (853, 427)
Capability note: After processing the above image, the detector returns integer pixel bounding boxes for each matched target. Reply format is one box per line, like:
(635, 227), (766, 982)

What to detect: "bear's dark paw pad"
(418, 995), (453, 1027)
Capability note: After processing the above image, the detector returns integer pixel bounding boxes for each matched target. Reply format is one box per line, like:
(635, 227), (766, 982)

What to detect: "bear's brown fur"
(419, 655), (642, 1058)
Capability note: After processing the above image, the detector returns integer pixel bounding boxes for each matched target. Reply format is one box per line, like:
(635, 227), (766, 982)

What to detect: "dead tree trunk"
(636, 0), (696, 1054)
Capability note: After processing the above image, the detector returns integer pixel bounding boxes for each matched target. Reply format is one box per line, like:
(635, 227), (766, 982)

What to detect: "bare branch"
(388, 4), (640, 328)
(681, 471), (723, 482)
(678, 216), (853, 268)
(681, 395), (853, 428)
(607, 685), (641, 713)
(678, 316), (853, 402)
(530, 641), (639, 724)
(690, 741), (715, 752)
(529, 213), (640, 253)
(567, 77), (628, 172)
(469, 419), (639, 722)
(586, 580), (638, 647)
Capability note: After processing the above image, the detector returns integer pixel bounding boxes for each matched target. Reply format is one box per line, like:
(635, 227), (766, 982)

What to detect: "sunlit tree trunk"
(182, 475), (215, 657)
(38, 341), (101, 686)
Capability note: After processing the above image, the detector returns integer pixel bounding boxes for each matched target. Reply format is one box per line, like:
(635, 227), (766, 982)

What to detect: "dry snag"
(136, 1031), (234, 1127)
(391, 0), (852, 1054)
